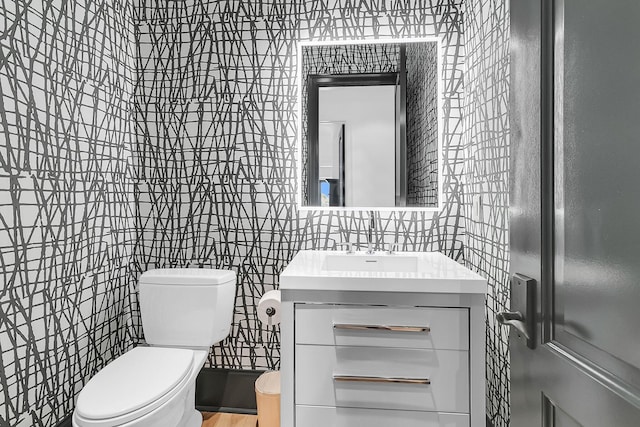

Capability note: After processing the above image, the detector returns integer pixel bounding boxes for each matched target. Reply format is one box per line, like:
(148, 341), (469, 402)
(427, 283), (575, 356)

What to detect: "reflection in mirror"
(318, 122), (345, 206)
(299, 39), (441, 209)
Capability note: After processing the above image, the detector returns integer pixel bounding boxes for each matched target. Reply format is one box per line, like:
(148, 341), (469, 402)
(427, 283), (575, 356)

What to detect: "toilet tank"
(139, 269), (236, 348)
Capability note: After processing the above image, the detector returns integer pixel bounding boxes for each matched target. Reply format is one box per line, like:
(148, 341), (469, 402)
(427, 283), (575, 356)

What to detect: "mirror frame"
(296, 37), (444, 212)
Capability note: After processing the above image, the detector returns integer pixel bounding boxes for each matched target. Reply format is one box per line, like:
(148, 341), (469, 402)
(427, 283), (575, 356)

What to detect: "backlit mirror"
(298, 38), (442, 210)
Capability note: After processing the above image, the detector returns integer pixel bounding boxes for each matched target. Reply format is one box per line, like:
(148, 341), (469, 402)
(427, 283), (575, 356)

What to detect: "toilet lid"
(76, 347), (194, 420)
(140, 268), (236, 285)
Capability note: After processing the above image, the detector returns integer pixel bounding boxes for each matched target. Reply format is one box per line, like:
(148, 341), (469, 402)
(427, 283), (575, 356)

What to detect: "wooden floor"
(201, 412), (258, 427)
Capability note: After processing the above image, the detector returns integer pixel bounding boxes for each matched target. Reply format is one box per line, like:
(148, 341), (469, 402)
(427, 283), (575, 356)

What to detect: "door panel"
(543, 394), (582, 427)
(552, 403), (581, 427)
(554, 0), (640, 371)
(510, 0), (640, 426)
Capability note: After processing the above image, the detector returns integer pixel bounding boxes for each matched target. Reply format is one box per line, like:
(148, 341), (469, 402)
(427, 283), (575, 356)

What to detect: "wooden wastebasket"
(255, 371), (280, 427)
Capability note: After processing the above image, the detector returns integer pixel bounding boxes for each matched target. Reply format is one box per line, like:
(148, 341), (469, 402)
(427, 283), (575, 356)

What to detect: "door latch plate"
(511, 273), (537, 349)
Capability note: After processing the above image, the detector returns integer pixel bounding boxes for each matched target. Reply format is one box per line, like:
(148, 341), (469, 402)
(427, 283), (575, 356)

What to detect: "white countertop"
(279, 250), (487, 294)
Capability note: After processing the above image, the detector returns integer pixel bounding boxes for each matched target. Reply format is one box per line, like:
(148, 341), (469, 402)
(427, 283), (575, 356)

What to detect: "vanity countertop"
(280, 250), (487, 294)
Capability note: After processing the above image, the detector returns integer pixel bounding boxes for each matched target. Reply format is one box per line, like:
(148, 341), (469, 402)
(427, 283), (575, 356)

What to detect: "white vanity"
(279, 250), (487, 427)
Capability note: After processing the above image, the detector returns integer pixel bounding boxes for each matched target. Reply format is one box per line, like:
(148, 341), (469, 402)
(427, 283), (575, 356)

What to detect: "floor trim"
(56, 415), (72, 427)
(195, 368), (265, 415)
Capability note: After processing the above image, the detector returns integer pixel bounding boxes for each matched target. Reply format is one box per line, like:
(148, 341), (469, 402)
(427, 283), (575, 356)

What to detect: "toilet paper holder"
(258, 290), (282, 327)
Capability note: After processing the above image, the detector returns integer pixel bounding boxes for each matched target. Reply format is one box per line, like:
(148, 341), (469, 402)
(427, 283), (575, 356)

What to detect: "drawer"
(296, 405), (470, 427)
(295, 304), (469, 350)
(295, 345), (469, 413)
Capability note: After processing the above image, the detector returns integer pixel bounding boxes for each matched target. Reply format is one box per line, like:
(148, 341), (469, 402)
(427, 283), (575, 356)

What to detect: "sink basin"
(322, 254), (418, 273)
(280, 250), (487, 294)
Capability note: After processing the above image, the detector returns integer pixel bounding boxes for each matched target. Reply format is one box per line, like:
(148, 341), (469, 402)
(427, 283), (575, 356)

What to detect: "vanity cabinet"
(280, 251), (487, 427)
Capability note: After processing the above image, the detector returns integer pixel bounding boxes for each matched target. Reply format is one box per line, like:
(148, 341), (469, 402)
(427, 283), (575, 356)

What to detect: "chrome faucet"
(366, 210), (376, 254)
(334, 242), (353, 254)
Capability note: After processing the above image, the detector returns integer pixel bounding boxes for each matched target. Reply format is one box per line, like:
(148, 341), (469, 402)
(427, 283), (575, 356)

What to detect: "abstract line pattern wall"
(133, 0), (466, 370)
(0, 1), (137, 426)
(462, 0), (511, 426)
(406, 42), (439, 206)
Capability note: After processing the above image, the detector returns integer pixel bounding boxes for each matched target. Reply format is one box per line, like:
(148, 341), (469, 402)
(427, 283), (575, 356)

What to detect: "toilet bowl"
(72, 269), (236, 427)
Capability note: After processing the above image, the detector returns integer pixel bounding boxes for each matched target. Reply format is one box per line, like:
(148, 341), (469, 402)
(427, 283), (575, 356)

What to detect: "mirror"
(298, 38), (442, 210)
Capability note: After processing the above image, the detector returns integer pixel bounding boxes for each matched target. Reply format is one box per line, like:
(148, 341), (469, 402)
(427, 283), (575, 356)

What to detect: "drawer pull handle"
(333, 375), (431, 385)
(333, 324), (430, 333)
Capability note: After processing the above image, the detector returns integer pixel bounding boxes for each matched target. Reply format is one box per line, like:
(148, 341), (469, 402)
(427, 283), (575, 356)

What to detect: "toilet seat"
(74, 347), (195, 426)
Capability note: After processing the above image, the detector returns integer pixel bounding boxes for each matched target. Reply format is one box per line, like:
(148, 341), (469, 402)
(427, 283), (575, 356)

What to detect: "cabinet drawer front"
(296, 406), (470, 427)
(295, 345), (469, 413)
(295, 304), (469, 350)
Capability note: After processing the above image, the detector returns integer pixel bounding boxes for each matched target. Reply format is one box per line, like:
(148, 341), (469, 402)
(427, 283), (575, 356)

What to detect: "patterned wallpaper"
(301, 43), (400, 75)
(0, 1), (137, 426)
(133, 0), (466, 370)
(0, 0), (512, 426)
(462, 0), (511, 426)
(406, 41), (439, 206)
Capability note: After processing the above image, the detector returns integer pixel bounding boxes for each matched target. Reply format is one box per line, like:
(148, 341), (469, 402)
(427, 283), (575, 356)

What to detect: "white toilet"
(72, 268), (236, 427)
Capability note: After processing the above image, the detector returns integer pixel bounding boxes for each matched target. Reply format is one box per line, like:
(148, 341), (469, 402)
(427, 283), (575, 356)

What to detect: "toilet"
(72, 268), (236, 427)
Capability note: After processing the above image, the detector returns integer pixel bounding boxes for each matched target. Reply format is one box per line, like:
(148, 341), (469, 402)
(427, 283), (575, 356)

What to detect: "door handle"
(333, 375), (430, 385)
(496, 311), (530, 341)
(499, 273), (537, 349)
(333, 324), (430, 333)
